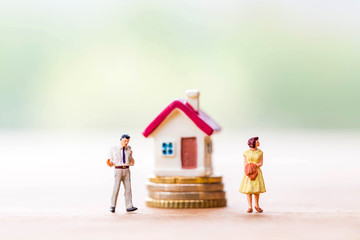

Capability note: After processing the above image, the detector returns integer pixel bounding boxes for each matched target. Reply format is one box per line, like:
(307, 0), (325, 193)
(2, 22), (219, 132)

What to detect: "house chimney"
(185, 89), (200, 112)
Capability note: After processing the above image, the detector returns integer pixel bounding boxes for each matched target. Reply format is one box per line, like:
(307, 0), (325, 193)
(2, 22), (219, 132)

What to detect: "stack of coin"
(146, 175), (226, 208)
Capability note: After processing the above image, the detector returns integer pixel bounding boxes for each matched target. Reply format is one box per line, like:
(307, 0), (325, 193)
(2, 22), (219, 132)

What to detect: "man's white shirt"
(108, 144), (133, 166)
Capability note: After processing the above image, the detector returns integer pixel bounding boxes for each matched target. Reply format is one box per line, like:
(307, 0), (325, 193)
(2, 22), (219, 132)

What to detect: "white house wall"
(149, 109), (213, 177)
(204, 136), (213, 171)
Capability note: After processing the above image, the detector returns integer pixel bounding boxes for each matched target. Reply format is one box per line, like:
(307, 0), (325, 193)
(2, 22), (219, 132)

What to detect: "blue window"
(162, 142), (175, 157)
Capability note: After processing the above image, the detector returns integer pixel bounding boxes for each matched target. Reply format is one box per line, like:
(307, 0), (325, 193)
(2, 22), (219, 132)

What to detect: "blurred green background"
(1, 0), (359, 130)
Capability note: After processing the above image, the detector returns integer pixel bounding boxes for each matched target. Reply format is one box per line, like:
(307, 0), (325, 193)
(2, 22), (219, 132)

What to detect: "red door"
(181, 137), (197, 169)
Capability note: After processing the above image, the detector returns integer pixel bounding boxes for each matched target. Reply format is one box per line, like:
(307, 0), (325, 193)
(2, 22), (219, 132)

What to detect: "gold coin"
(146, 182), (224, 192)
(146, 198), (227, 208)
(148, 175), (222, 184)
(148, 191), (226, 200)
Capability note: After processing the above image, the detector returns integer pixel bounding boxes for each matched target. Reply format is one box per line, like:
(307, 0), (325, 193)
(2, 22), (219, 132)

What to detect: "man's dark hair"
(120, 134), (130, 140)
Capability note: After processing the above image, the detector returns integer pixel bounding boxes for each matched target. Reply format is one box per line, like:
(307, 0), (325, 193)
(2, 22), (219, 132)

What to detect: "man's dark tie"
(122, 147), (126, 164)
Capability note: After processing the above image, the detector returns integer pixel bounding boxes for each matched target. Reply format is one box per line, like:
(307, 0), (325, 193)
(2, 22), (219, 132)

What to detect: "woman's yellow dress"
(239, 149), (266, 194)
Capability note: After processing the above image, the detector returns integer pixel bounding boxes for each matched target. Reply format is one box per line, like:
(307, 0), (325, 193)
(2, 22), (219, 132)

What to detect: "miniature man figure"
(107, 134), (138, 213)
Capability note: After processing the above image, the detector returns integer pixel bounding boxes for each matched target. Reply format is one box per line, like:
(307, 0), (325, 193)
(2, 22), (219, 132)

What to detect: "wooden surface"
(0, 129), (359, 239)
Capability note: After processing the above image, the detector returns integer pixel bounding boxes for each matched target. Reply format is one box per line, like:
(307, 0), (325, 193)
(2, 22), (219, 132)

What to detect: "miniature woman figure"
(239, 137), (266, 213)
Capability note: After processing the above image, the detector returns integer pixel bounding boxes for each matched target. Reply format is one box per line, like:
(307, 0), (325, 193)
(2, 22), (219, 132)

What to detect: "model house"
(143, 90), (221, 177)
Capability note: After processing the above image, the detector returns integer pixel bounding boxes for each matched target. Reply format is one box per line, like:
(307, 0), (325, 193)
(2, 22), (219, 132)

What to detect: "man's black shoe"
(110, 207), (115, 213)
(126, 207), (138, 212)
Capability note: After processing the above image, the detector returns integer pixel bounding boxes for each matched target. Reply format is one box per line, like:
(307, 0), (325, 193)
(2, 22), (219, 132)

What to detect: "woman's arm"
(256, 155), (263, 167)
(243, 156), (248, 166)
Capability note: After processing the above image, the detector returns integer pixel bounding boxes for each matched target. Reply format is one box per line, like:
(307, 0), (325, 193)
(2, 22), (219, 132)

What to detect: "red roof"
(143, 99), (221, 137)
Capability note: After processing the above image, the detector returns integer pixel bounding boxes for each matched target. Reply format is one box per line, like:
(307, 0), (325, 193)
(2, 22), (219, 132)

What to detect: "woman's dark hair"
(247, 137), (259, 148)
(120, 134), (130, 140)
